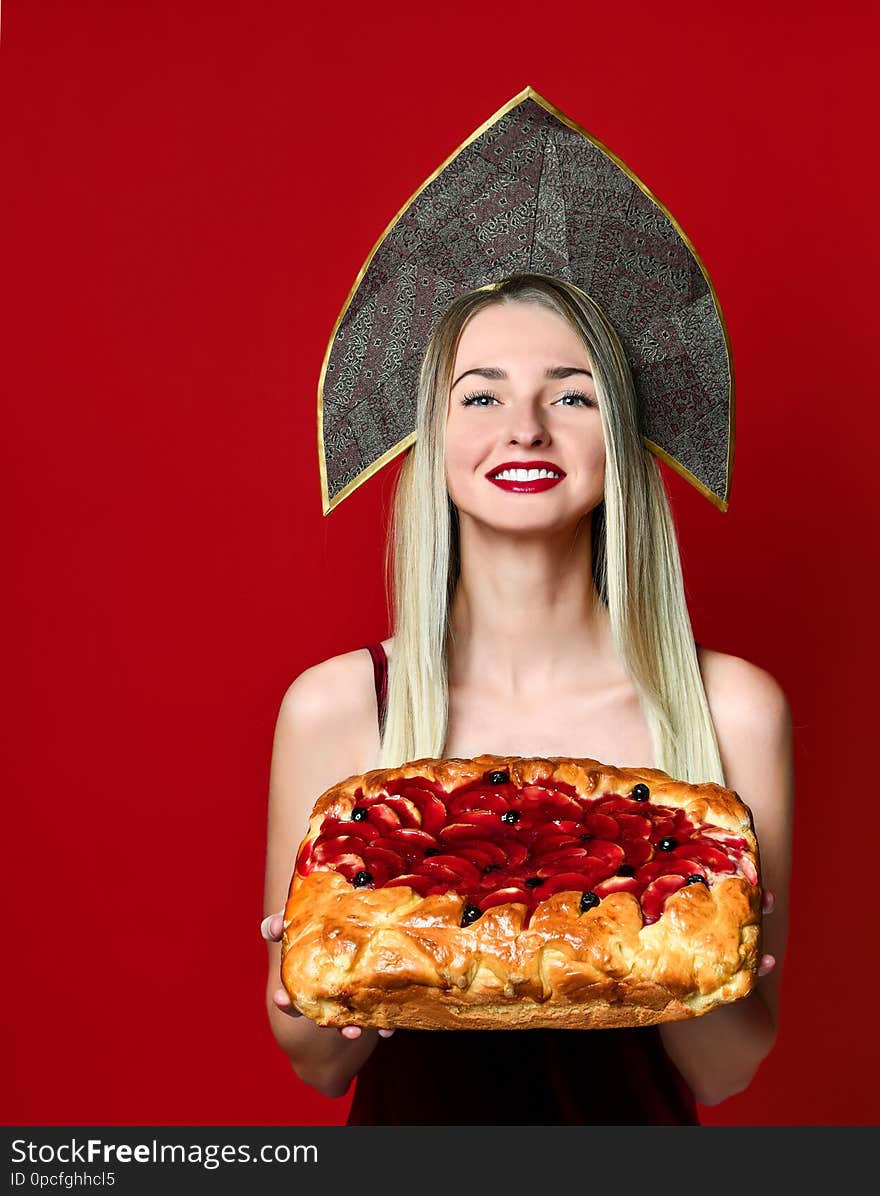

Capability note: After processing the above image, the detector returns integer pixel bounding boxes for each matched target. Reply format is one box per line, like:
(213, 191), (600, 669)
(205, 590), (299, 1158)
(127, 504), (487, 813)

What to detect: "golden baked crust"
(280, 754), (762, 1030)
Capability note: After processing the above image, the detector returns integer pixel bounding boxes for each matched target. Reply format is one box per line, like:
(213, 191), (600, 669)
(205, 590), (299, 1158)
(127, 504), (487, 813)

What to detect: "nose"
(507, 403), (549, 447)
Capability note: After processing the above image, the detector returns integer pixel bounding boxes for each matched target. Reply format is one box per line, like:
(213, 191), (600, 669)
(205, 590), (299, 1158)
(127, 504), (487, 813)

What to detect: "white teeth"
(493, 468), (561, 481)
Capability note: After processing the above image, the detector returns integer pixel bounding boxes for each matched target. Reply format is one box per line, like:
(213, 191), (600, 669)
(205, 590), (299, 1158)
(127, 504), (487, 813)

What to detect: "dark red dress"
(346, 642), (700, 1126)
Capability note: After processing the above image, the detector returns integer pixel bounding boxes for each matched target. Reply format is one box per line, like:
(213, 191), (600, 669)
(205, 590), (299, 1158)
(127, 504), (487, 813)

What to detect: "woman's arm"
(659, 655), (794, 1106)
(263, 663), (388, 1099)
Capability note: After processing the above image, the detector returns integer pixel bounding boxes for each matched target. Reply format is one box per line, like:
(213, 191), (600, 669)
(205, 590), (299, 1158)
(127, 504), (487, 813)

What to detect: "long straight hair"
(379, 273), (725, 785)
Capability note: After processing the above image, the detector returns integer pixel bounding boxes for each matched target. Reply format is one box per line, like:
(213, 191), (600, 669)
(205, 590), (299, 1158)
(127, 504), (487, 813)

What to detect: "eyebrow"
(451, 365), (593, 390)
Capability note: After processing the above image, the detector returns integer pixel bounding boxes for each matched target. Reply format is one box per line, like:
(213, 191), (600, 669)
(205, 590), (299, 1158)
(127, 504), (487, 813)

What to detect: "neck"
(447, 509), (619, 698)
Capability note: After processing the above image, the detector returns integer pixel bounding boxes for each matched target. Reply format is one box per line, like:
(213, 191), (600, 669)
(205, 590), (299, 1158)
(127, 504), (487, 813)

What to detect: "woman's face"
(445, 300), (605, 531)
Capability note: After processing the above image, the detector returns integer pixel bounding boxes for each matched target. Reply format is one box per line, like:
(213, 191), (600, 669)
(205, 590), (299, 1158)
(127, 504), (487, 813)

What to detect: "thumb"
(261, 913), (284, 941)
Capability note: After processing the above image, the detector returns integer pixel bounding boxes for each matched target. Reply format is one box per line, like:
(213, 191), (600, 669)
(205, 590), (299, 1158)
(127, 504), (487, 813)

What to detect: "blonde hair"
(379, 273), (725, 785)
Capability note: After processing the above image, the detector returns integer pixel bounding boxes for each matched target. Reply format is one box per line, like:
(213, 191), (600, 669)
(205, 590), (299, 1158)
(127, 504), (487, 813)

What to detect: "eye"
(460, 391), (499, 407)
(554, 390), (596, 407)
(456, 397), (497, 411)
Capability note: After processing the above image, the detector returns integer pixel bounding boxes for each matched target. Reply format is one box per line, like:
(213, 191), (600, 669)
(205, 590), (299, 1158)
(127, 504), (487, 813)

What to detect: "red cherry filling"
(300, 772), (755, 927)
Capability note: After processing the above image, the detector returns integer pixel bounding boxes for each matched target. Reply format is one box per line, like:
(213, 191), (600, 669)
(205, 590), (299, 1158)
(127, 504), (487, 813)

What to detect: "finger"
(762, 890), (776, 916)
(757, 953), (776, 978)
(261, 913), (284, 941)
(341, 1026), (362, 1039)
(272, 987), (303, 1018)
(378, 1029), (395, 1038)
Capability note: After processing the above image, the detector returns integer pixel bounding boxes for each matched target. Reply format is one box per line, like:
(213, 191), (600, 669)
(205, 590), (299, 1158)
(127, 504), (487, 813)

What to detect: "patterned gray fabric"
(321, 93), (732, 511)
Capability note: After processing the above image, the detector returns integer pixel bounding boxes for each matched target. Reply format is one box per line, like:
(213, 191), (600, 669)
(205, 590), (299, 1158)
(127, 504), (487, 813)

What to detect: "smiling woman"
(263, 89), (792, 1125)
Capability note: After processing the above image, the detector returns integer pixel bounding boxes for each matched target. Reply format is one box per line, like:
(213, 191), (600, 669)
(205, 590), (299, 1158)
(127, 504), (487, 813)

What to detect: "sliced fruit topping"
(616, 812), (652, 839)
(480, 885), (530, 910)
(418, 854), (482, 888)
(323, 814), (380, 840)
(372, 832), (433, 869)
(584, 838), (626, 869)
(596, 795), (644, 815)
(447, 789), (511, 816)
(530, 828), (582, 855)
(740, 856), (759, 884)
(384, 874), (438, 897)
(449, 837), (509, 867)
(700, 829), (750, 852)
(518, 786), (583, 819)
(635, 858), (706, 886)
(641, 874), (687, 924)
(304, 773), (755, 927)
(312, 834), (370, 865)
(650, 815), (676, 839)
(455, 844), (499, 870)
(365, 802), (403, 833)
(583, 811), (619, 839)
(399, 788), (449, 836)
(534, 844), (596, 869)
(456, 810), (508, 836)
(333, 856), (368, 881)
(594, 875), (642, 897)
(380, 794), (422, 827)
(296, 840), (313, 875)
(620, 837), (654, 867)
(671, 841), (735, 873)
(362, 845), (406, 872)
(535, 870), (607, 899)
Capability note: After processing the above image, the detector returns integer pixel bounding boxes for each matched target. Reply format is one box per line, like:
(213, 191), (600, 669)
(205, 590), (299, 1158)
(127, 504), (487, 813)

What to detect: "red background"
(3, 0), (877, 1125)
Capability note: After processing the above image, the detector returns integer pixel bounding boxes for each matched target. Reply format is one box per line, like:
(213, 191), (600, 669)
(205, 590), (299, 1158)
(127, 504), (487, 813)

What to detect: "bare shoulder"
(281, 646), (372, 721)
(697, 646), (792, 739)
(278, 645), (381, 765)
(696, 644), (794, 821)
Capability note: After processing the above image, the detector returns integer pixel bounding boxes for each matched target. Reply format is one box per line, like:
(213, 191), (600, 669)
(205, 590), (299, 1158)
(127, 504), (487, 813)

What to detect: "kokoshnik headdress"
(317, 86), (734, 515)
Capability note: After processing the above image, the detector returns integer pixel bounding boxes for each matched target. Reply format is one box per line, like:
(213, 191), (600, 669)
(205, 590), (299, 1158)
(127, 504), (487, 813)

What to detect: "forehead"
(454, 300), (587, 366)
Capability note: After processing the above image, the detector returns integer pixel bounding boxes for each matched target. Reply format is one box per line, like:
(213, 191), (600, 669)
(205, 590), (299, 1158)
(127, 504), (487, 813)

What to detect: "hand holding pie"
(280, 754), (763, 1031)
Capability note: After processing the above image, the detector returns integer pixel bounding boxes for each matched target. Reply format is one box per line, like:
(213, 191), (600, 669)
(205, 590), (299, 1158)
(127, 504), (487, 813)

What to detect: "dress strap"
(364, 643), (388, 737)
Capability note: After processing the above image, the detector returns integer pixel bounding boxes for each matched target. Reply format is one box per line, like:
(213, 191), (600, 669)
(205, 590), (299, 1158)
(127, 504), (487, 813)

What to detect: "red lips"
(485, 461), (566, 494)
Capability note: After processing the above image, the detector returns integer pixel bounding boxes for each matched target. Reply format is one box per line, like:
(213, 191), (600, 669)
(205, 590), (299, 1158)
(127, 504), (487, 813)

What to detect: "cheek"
(443, 426), (469, 498)
(588, 435), (606, 476)
(444, 421), (486, 476)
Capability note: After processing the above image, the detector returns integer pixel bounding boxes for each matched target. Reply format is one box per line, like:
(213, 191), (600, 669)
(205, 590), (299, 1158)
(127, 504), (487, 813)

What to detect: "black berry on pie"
(461, 904), (482, 926)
